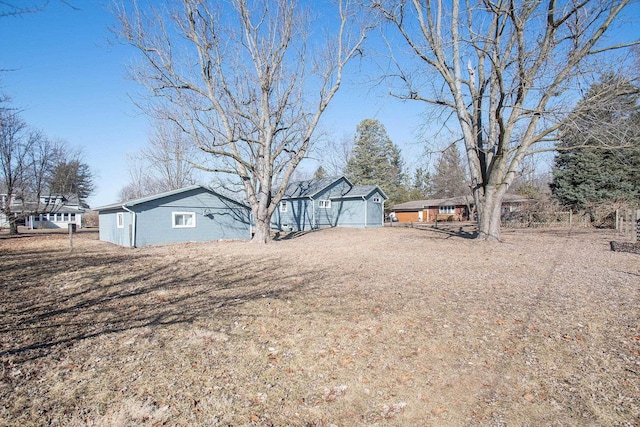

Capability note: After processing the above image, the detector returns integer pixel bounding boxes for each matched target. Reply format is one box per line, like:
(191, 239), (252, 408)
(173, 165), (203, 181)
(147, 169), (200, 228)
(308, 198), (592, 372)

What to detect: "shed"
(96, 185), (251, 247)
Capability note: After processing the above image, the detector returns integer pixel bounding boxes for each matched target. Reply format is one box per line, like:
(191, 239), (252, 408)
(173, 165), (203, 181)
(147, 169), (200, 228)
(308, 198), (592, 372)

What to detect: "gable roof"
(95, 185), (249, 211)
(282, 176), (349, 198)
(340, 185), (388, 200)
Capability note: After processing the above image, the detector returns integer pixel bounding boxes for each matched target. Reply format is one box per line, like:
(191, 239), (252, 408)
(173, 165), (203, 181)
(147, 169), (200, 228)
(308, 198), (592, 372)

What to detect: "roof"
(282, 176), (348, 198)
(95, 185), (249, 211)
(393, 193), (533, 211)
(283, 176), (388, 201)
(339, 185), (388, 200)
(393, 196), (473, 211)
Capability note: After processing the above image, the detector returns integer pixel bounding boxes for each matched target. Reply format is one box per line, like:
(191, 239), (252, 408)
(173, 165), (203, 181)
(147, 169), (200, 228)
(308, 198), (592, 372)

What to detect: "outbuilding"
(97, 185), (251, 247)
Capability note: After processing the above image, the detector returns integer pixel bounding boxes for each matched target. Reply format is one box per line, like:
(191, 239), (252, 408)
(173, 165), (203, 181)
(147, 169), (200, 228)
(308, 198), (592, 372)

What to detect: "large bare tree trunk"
(376, 0), (637, 241)
(116, 0), (368, 243)
(8, 217), (18, 235)
(476, 185), (504, 241)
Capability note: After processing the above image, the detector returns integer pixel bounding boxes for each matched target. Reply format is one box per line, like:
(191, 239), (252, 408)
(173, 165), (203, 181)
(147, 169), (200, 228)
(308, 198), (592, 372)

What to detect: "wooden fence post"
(68, 223), (74, 251)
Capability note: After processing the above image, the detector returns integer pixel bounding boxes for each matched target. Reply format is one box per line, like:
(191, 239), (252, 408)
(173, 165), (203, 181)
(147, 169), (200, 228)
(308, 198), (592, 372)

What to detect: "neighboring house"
(392, 194), (532, 223)
(96, 185), (251, 247)
(271, 176), (388, 231)
(1, 193), (86, 229)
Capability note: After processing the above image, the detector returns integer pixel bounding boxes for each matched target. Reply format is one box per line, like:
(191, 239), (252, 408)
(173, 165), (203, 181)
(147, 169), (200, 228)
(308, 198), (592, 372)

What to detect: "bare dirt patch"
(1, 226), (638, 426)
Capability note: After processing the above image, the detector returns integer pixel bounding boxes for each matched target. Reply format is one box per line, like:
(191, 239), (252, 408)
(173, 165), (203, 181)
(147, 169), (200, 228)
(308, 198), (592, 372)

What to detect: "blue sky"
(0, 1), (427, 208)
(3, 2), (636, 208)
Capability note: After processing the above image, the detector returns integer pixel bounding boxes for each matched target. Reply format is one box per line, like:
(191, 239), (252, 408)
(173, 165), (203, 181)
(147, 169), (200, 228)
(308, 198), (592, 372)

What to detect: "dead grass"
(0, 225), (638, 426)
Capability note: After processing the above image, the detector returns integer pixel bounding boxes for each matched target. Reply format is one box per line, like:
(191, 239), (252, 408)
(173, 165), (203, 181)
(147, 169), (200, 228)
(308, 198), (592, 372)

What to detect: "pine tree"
(551, 76), (640, 210)
(344, 119), (407, 208)
(431, 144), (468, 198)
(409, 167), (432, 199)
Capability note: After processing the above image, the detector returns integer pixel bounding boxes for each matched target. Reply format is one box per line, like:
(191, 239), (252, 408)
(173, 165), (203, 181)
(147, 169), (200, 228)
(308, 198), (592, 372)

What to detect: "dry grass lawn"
(0, 225), (639, 426)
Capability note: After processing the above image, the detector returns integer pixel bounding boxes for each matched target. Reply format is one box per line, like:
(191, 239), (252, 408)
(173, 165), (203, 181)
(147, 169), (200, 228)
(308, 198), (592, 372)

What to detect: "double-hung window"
(280, 201), (288, 213)
(116, 212), (124, 228)
(172, 212), (196, 228)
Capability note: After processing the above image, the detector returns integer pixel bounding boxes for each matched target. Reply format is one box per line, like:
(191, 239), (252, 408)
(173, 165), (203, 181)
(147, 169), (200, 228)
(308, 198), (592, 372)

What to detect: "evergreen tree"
(409, 167), (432, 199)
(344, 119), (407, 208)
(431, 144), (468, 198)
(551, 76), (640, 210)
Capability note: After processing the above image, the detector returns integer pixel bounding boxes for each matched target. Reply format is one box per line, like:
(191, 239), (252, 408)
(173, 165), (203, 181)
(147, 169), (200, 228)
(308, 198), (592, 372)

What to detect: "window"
(372, 196), (381, 204)
(318, 200), (331, 209)
(116, 212), (124, 228)
(439, 205), (455, 214)
(173, 212), (196, 228)
(280, 201), (288, 213)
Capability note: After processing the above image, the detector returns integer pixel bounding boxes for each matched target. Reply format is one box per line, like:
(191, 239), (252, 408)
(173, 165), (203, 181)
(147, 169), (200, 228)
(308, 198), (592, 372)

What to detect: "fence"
(501, 211), (591, 229)
(615, 209), (639, 243)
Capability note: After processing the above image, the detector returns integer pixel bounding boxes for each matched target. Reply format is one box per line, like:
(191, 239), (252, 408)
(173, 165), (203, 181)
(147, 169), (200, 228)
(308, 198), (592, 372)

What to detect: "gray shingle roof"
(282, 177), (346, 198)
(95, 185), (249, 211)
(340, 185), (388, 199)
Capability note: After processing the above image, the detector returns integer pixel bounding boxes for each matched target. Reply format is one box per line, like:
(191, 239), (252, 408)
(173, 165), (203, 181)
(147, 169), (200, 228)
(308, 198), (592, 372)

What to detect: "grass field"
(1, 226), (638, 426)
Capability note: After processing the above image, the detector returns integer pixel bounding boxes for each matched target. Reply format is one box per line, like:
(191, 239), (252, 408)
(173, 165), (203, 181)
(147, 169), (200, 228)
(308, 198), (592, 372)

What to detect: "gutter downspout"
(310, 196), (315, 230)
(122, 205), (136, 248)
(363, 196), (367, 228)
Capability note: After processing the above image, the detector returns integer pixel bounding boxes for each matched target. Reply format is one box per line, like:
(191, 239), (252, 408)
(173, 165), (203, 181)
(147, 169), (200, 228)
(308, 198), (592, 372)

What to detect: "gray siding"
(273, 198), (314, 231)
(99, 188), (250, 247)
(99, 209), (134, 247)
(271, 179), (386, 231)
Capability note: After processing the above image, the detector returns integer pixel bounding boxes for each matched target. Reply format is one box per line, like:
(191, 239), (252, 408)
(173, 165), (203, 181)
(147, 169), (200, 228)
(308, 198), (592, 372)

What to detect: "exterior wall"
(395, 206), (467, 223)
(272, 198), (314, 231)
(31, 212), (83, 229)
(99, 209), (134, 247)
(99, 188), (251, 247)
(365, 193), (385, 227)
(133, 190), (250, 247)
(333, 192), (385, 228)
(271, 181), (386, 231)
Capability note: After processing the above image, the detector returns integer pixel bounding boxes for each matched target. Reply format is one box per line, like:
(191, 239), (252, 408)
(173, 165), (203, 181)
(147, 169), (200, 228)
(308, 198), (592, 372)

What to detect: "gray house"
(271, 176), (387, 231)
(97, 185), (251, 247)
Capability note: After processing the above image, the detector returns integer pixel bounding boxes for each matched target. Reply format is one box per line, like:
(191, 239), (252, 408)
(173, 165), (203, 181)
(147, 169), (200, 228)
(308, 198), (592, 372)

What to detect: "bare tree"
(116, 0), (368, 243)
(0, 1), (78, 18)
(0, 107), (62, 234)
(0, 107), (29, 234)
(375, 0), (638, 240)
(322, 132), (354, 176)
(143, 119), (198, 191)
(120, 117), (199, 201)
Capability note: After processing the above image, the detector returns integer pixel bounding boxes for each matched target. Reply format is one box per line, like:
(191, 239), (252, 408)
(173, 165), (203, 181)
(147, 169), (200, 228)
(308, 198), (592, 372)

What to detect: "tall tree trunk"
(9, 217), (18, 235)
(477, 186), (503, 241)
(251, 188), (273, 244)
(252, 215), (270, 244)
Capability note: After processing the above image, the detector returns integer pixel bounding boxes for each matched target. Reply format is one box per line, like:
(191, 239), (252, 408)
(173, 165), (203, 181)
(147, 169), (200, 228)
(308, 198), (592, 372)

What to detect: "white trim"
(116, 212), (124, 228)
(172, 211), (196, 228)
(318, 199), (331, 209)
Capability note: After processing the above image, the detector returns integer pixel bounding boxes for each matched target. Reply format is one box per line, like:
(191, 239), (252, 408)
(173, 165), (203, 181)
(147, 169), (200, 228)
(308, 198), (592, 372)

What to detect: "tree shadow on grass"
(0, 242), (324, 363)
(405, 223), (479, 240)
